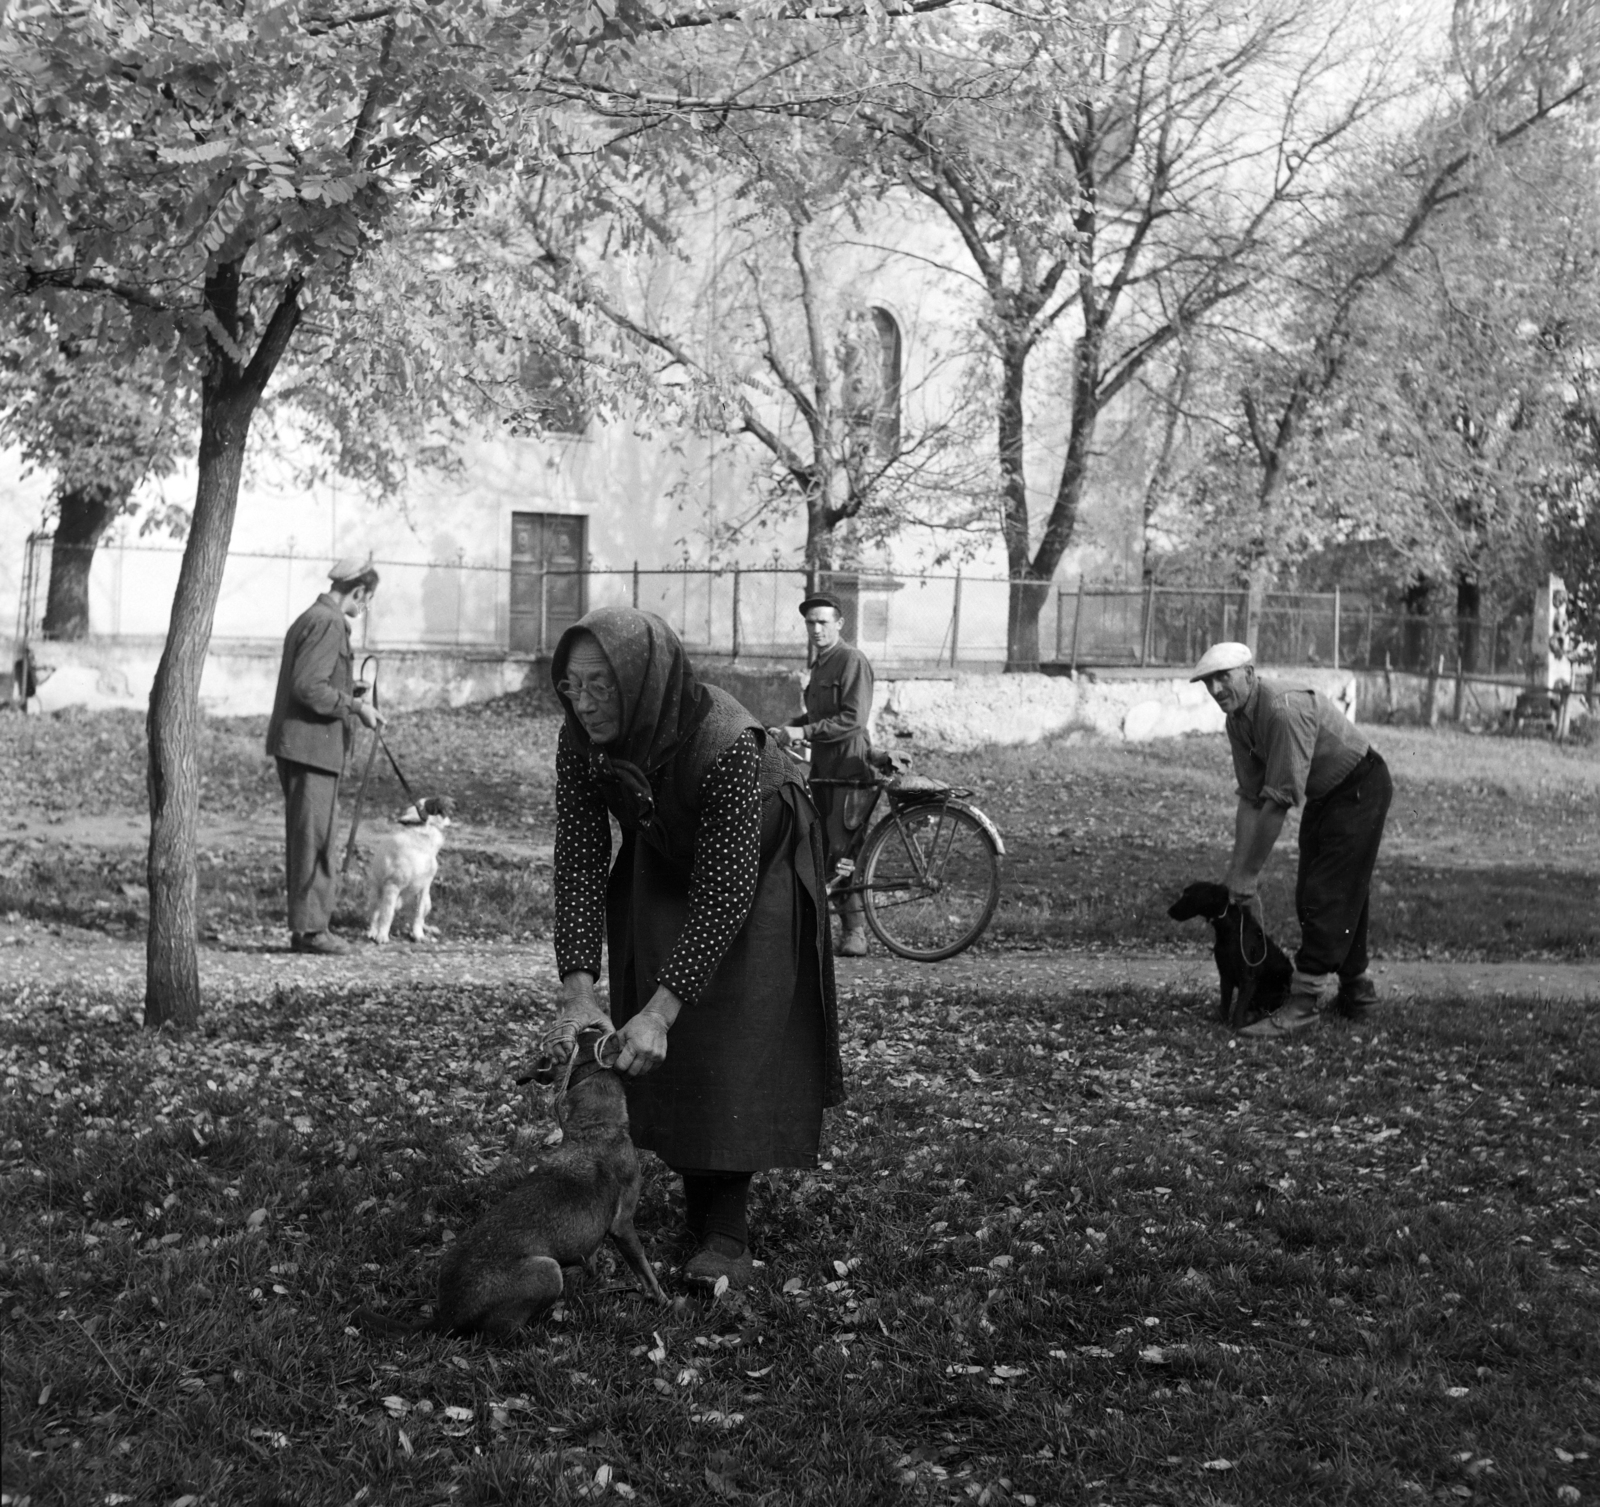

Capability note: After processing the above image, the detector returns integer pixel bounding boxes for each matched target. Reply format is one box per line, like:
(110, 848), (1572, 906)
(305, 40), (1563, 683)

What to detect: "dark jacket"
(266, 594), (358, 774)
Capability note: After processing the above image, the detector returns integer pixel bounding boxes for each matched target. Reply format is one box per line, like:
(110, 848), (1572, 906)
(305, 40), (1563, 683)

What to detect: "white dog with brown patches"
(366, 797), (455, 944)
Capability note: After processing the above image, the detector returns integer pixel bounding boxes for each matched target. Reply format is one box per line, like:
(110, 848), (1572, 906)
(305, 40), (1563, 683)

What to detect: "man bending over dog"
(1192, 642), (1393, 1039)
(266, 555), (385, 955)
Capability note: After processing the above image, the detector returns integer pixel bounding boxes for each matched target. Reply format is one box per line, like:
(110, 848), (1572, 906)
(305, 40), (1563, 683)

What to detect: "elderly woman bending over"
(544, 608), (843, 1289)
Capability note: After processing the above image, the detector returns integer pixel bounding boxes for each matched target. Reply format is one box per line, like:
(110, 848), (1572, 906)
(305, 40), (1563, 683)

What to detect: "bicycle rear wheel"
(859, 802), (1001, 961)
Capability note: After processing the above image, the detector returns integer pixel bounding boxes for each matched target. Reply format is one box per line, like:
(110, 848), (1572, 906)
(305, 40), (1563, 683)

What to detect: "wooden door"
(510, 513), (587, 652)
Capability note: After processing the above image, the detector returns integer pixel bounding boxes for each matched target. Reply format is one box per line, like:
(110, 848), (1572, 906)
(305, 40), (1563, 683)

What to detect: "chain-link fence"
(15, 535), (1537, 678)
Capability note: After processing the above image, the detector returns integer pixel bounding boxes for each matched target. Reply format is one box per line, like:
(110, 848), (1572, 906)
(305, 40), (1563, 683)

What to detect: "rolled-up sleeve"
(1257, 693), (1318, 808)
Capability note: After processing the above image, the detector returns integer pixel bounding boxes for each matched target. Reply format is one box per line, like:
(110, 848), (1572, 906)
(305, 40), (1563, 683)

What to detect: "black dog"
(1167, 881), (1293, 1028)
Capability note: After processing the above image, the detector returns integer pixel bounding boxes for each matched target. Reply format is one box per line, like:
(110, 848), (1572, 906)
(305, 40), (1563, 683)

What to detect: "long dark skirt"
(606, 782), (843, 1171)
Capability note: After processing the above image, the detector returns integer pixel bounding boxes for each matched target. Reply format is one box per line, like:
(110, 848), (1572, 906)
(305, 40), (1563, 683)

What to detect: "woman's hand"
(614, 985), (681, 1076)
(542, 972), (612, 1057)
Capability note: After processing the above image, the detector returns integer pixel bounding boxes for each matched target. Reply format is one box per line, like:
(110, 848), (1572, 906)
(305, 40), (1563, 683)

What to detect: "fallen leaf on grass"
(690, 1410), (745, 1429)
(1202, 1459), (1234, 1471)
(381, 1396), (408, 1416)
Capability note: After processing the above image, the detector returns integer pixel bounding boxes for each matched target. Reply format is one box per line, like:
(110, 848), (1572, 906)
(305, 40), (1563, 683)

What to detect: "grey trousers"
(277, 758), (341, 934)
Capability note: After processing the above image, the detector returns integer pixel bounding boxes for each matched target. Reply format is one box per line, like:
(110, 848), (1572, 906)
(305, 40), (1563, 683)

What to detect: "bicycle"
(808, 749), (1005, 961)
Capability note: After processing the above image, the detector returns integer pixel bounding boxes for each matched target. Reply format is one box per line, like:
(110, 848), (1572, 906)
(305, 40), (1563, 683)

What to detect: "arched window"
(841, 306), (902, 460)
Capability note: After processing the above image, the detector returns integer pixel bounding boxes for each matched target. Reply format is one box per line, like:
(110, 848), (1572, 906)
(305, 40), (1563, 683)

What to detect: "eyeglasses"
(558, 675), (617, 703)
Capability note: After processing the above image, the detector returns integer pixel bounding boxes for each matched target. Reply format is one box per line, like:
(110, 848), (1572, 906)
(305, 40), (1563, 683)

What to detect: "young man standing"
(266, 556), (385, 955)
(768, 591), (876, 956)
(1192, 641), (1392, 1038)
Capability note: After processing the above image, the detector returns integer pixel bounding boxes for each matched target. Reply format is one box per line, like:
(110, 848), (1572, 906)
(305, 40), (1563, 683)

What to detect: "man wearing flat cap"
(265, 556), (385, 955)
(768, 591), (875, 956)
(1192, 642), (1392, 1037)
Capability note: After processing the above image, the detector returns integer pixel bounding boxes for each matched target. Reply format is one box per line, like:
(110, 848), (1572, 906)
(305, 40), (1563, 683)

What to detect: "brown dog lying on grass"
(356, 1025), (665, 1339)
(1167, 880), (1293, 1029)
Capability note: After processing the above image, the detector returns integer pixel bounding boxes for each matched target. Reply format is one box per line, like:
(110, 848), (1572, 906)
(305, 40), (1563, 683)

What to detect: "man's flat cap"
(799, 591), (844, 616)
(1190, 641), (1254, 680)
(329, 554), (374, 581)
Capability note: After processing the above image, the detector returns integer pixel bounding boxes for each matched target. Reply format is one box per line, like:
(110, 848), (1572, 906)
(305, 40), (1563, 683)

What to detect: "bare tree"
(1216, 10), (1593, 647)
(531, 191), (989, 570)
(855, 0), (1415, 666)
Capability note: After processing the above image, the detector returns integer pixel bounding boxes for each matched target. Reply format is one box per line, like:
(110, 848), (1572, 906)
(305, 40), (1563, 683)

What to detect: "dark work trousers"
(277, 758), (341, 935)
(1294, 751), (1392, 980)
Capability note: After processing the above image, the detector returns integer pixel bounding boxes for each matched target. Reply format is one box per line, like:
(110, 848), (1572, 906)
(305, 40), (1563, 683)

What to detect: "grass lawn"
(1, 701), (1598, 1505)
(3, 702), (1598, 960)
(2, 976), (1597, 1506)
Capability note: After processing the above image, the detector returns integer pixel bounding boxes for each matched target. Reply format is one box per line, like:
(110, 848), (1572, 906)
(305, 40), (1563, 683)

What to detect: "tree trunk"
(144, 263), (301, 1029)
(144, 392), (252, 1028)
(1244, 560), (1273, 656)
(997, 340), (1045, 671)
(43, 484), (127, 639)
(804, 481), (835, 574)
(1005, 577), (1052, 670)
(1401, 576), (1432, 672)
(1456, 571), (1481, 672)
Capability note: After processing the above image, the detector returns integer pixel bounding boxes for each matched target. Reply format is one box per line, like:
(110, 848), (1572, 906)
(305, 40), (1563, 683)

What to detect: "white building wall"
(4, 189), (1154, 662)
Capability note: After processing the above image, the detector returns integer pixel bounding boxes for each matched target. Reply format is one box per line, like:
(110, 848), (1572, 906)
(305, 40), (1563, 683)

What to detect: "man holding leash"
(767, 591), (875, 957)
(266, 556), (385, 955)
(1192, 641), (1392, 1038)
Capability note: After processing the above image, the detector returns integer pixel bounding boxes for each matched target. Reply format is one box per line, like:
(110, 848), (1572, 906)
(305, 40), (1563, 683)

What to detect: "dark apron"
(606, 745), (843, 1171)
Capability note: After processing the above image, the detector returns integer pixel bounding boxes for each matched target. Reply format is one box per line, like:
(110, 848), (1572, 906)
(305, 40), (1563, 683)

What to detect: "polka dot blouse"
(554, 725), (762, 1005)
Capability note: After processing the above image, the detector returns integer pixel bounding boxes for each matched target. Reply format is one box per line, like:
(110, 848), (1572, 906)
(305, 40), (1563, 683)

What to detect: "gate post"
(732, 566), (742, 660)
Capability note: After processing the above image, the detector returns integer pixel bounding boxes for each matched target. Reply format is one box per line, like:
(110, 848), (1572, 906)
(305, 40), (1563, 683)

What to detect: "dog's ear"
(423, 796), (457, 819)
(398, 804), (425, 825)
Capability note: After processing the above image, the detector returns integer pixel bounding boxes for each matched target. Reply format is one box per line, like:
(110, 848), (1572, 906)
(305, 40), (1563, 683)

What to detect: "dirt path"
(5, 918), (1597, 1004)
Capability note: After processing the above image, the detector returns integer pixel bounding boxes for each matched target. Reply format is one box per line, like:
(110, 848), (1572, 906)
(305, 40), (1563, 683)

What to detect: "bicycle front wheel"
(859, 802), (1001, 961)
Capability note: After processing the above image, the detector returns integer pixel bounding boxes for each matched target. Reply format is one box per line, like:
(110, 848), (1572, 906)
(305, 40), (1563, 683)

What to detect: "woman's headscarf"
(551, 608), (710, 774)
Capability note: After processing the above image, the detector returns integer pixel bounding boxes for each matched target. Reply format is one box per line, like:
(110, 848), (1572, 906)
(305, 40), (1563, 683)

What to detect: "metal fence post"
(632, 560), (639, 609)
(1068, 583), (1084, 673)
(539, 561), (549, 652)
(949, 569), (962, 669)
(455, 548), (465, 644)
(1332, 585), (1341, 670)
(1139, 582), (1154, 666)
(732, 566), (742, 660)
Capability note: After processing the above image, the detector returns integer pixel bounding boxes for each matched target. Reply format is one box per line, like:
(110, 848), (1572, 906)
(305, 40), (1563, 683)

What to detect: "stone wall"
(873, 668), (1358, 752)
(16, 638), (545, 719)
(15, 638), (1377, 750)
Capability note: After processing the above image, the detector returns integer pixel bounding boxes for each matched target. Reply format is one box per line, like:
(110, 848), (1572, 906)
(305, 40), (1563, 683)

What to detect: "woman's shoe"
(837, 928), (868, 958)
(684, 1233), (754, 1290)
